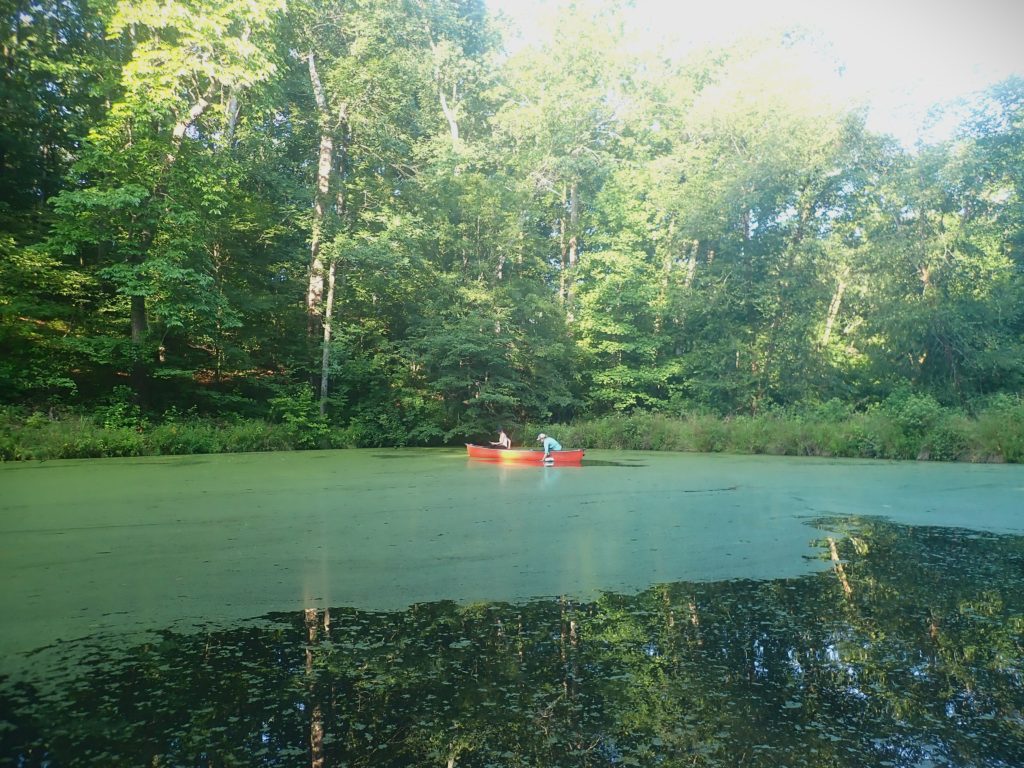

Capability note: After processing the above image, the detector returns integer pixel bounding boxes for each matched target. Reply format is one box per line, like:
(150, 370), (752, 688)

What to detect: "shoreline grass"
(528, 397), (1024, 464)
(3, 394), (1023, 464)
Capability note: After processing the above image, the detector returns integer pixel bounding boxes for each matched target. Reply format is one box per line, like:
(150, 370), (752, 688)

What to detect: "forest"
(2, 0), (1023, 458)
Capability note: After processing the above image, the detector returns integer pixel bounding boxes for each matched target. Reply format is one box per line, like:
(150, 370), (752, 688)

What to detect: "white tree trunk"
(306, 53), (332, 331)
(319, 259), (337, 415)
(822, 267), (849, 346)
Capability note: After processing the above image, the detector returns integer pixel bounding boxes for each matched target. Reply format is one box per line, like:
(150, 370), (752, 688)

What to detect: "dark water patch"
(2, 517), (1023, 767)
(371, 452), (441, 459)
(1, 455), (214, 471)
(576, 458), (648, 467)
(93, 457), (215, 467)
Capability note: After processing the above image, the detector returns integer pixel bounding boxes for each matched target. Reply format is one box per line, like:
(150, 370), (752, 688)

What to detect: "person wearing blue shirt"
(536, 433), (562, 458)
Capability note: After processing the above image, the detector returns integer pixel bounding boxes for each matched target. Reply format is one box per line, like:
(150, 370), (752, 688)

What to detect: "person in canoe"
(536, 433), (562, 459)
(490, 428), (512, 449)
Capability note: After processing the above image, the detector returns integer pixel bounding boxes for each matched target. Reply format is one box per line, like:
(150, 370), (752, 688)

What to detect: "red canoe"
(465, 443), (585, 464)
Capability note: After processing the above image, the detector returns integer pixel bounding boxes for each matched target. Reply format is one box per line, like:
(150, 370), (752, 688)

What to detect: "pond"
(1, 449), (1023, 766)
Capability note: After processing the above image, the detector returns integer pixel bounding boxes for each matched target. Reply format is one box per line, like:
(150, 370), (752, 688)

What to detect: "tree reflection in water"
(2, 516), (1023, 767)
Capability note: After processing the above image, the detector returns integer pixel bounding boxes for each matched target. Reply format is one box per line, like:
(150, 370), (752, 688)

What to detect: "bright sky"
(486, 0), (1024, 147)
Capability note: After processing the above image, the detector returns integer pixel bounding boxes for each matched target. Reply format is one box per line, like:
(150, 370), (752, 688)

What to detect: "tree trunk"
(306, 131), (331, 334)
(660, 219), (676, 296)
(568, 181), (579, 269)
(307, 52), (349, 407)
(415, 0), (460, 146)
(306, 53), (332, 336)
(821, 267), (848, 346)
(167, 88), (213, 164)
(566, 181), (579, 317)
(319, 258), (337, 415)
(685, 239), (699, 287)
(439, 85), (459, 143)
(304, 608), (325, 768)
(130, 294), (147, 345)
(558, 184), (568, 303)
(129, 294), (149, 404)
(211, 69), (245, 379)
(224, 28), (249, 144)
(827, 537), (853, 597)
(557, 181), (581, 318)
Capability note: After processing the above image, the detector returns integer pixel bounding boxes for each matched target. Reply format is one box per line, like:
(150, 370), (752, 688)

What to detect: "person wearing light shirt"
(536, 433), (562, 458)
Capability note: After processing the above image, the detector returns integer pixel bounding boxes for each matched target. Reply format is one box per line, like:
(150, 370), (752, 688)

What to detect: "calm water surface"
(1, 449), (1022, 766)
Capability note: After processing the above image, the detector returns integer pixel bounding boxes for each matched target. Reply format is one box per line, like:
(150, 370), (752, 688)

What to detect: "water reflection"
(2, 516), (1023, 767)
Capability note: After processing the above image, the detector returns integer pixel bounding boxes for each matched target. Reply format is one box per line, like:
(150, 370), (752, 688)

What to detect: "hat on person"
(537, 433), (546, 441)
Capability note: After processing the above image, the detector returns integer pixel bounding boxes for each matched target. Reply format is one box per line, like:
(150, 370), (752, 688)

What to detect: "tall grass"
(0, 409), (302, 461)
(3, 395), (1023, 462)
(528, 396), (1024, 464)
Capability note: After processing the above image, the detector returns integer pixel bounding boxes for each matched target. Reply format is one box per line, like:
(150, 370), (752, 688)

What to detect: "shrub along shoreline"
(3, 394), (1023, 463)
(528, 404), (1023, 464)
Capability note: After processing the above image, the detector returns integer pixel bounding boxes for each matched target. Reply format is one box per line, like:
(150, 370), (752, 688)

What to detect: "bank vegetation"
(3, 1), (1022, 459)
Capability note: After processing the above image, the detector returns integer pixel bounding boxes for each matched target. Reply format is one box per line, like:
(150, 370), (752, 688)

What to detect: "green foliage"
(0, 414), (146, 460)
(412, 299), (561, 440)
(884, 388), (943, 431)
(529, 396), (1024, 463)
(0, 237), (88, 405)
(94, 386), (146, 431)
(972, 394), (1024, 462)
(0, 406), (304, 460)
(3, 396), (1024, 463)
(919, 417), (970, 462)
(268, 387), (330, 449)
(148, 418), (295, 454)
(1, 0), (1023, 454)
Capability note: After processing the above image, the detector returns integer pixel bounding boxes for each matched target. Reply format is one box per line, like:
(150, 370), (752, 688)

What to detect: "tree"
(491, 1), (625, 313)
(847, 92), (1024, 403)
(49, 0), (285, 402)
